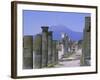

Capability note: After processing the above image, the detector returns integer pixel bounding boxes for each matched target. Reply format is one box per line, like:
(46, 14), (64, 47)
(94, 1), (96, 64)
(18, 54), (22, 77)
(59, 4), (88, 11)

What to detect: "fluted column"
(41, 26), (48, 67)
(47, 31), (53, 67)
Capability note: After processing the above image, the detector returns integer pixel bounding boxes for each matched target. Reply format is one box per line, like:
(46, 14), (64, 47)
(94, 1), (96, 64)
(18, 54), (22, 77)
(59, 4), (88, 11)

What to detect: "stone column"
(47, 31), (53, 67)
(81, 16), (91, 66)
(23, 36), (33, 69)
(55, 41), (58, 64)
(61, 33), (69, 57)
(41, 26), (48, 67)
(33, 34), (42, 68)
(52, 40), (58, 65)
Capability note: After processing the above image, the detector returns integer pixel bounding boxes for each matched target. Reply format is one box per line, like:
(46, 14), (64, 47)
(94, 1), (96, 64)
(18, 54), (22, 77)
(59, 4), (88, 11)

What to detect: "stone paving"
(54, 49), (82, 68)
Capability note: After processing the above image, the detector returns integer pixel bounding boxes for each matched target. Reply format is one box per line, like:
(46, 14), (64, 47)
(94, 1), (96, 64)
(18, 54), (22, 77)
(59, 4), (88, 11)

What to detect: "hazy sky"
(23, 10), (90, 35)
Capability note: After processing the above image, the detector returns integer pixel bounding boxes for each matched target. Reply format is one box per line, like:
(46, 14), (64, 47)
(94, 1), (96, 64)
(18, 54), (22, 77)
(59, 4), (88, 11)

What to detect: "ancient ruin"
(23, 16), (91, 69)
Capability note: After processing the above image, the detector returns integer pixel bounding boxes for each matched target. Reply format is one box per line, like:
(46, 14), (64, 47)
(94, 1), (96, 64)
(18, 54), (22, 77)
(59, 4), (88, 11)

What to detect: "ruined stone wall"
(23, 36), (33, 69)
(33, 34), (42, 68)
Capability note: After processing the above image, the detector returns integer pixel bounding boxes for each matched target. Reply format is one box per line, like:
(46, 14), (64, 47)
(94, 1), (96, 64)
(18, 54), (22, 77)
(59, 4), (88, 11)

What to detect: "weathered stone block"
(23, 36), (33, 69)
(33, 34), (42, 68)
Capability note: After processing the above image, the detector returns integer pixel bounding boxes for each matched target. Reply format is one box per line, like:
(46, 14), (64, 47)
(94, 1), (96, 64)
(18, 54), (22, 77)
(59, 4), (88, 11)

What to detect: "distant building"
(57, 41), (64, 60)
(71, 41), (78, 53)
(57, 33), (75, 59)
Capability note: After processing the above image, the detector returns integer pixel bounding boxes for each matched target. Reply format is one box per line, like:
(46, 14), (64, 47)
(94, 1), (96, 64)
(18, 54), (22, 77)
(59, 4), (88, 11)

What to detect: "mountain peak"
(49, 25), (83, 41)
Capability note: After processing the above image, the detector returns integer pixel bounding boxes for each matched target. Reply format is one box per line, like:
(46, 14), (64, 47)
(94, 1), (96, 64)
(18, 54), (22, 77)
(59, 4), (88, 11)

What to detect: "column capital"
(41, 26), (49, 32)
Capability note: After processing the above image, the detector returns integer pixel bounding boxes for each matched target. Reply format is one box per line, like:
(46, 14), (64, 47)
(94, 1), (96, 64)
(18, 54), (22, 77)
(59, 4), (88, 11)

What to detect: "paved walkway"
(54, 49), (82, 68)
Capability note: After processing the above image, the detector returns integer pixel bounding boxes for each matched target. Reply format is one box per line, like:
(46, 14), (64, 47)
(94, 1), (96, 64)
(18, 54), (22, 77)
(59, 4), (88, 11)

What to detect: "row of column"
(23, 26), (58, 69)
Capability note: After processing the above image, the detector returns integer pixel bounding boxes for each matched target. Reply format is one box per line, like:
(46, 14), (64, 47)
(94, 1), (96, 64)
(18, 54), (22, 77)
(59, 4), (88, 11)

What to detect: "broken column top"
(85, 16), (91, 23)
(41, 26), (49, 32)
(85, 16), (91, 32)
